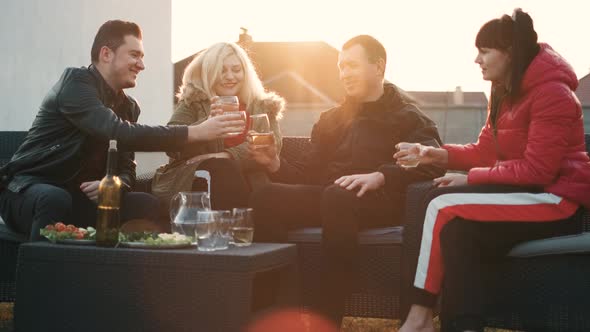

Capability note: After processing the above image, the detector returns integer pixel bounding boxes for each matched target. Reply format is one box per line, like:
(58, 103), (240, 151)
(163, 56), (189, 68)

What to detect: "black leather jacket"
(0, 66), (187, 193)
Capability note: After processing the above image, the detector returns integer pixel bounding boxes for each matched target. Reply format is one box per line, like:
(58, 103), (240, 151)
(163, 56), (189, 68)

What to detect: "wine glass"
(248, 114), (273, 148)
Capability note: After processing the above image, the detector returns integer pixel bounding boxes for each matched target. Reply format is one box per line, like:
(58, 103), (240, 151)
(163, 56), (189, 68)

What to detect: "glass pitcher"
(169, 192), (211, 242)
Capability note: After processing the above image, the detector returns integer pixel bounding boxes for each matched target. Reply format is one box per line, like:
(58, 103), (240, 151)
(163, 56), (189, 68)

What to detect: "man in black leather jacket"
(0, 20), (244, 240)
(248, 35), (445, 325)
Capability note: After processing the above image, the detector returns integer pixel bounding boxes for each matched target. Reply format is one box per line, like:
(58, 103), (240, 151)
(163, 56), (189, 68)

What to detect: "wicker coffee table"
(15, 242), (298, 332)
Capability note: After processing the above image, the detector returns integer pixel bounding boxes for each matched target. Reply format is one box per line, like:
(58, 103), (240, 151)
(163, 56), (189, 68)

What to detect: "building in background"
(576, 73), (590, 132)
(406, 87), (488, 144)
(174, 29), (343, 136)
(1, 0), (173, 173)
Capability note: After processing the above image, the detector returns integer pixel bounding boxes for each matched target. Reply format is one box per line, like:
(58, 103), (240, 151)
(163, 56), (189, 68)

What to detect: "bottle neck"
(106, 148), (117, 176)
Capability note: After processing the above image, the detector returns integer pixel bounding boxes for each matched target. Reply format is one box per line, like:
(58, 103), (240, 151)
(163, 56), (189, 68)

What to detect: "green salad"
(120, 231), (193, 245)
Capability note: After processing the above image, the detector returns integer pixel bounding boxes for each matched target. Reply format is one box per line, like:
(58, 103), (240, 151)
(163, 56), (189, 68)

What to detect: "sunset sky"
(172, 0), (589, 94)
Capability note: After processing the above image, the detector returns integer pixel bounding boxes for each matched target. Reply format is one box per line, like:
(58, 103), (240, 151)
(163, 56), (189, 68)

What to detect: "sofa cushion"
(508, 232), (590, 258)
(287, 226), (403, 245)
(0, 218), (27, 243)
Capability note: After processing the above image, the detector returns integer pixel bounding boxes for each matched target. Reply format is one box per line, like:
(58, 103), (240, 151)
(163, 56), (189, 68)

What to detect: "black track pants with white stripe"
(408, 184), (580, 310)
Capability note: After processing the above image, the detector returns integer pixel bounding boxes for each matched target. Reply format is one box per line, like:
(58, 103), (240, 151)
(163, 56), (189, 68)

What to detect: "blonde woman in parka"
(152, 42), (285, 210)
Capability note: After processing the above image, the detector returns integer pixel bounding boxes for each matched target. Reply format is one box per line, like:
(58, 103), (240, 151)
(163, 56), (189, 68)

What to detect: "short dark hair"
(91, 20), (142, 63)
(342, 35), (387, 68)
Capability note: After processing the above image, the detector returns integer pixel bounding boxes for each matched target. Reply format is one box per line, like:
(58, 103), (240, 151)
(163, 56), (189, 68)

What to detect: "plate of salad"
(40, 222), (96, 245)
(119, 232), (194, 249)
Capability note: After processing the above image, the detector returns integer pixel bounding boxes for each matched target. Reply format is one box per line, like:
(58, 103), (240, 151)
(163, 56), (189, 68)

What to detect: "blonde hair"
(177, 42), (266, 105)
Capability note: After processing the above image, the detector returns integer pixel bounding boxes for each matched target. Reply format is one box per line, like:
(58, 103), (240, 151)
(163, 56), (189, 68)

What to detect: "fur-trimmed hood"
(179, 84), (285, 120)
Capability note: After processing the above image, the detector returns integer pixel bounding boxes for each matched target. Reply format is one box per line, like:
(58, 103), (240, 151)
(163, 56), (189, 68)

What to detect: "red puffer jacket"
(444, 43), (590, 208)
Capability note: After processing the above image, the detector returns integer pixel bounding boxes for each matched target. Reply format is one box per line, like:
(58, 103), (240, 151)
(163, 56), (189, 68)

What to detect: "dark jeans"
(195, 158), (250, 210)
(0, 183), (160, 241)
(250, 182), (399, 321)
(405, 185), (581, 332)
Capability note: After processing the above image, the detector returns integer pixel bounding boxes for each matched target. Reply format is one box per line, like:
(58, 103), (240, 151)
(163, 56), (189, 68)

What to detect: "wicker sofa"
(400, 134), (590, 331)
(2, 132), (589, 328)
(0, 131), (28, 302)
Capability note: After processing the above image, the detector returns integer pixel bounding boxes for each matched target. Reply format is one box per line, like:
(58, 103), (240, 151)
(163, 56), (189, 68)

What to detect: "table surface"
(20, 241), (297, 272)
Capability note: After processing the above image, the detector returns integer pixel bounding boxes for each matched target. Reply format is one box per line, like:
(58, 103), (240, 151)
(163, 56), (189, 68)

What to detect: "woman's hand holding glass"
(394, 143), (423, 168)
(247, 113), (280, 172)
(209, 96), (224, 117)
(247, 114), (273, 148)
(209, 96), (246, 136)
(393, 142), (448, 168)
(247, 138), (280, 173)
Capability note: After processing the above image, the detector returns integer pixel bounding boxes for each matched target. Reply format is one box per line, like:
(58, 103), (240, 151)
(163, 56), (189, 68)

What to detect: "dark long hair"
(475, 8), (540, 133)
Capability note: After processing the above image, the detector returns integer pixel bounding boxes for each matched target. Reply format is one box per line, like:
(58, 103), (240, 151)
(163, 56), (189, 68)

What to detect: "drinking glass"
(216, 96), (245, 136)
(195, 210), (220, 251)
(230, 208), (254, 247)
(247, 114), (273, 148)
(396, 139), (441, 169)
(396, 142), (422, 168)
(216, 96), (239, 112)
(215, 210), (233, 250)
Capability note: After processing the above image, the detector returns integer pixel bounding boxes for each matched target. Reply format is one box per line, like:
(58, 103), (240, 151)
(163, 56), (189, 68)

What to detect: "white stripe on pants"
(414, 192), (578, 294)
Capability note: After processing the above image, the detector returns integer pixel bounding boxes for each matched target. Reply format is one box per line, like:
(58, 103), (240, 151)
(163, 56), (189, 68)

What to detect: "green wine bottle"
(96, 140), (121, 247)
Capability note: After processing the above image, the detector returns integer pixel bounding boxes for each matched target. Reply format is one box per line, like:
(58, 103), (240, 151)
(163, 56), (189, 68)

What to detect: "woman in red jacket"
(397, 8), (590, 332)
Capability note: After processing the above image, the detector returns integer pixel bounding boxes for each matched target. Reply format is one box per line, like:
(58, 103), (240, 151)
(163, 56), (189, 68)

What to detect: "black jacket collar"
(88, 64), (124, 108)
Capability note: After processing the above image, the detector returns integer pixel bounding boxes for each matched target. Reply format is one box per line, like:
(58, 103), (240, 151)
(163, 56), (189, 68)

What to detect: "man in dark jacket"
(248, 35), (445, 324)
(0, 20), (244, 240)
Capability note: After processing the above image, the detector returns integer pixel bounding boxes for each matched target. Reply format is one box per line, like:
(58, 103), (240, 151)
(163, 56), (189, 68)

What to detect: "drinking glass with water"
(195, 210), (220, 251)
(214, 210), (233, 250)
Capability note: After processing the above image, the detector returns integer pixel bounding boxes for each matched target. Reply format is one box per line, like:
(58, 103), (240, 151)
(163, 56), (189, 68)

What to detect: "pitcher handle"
(170, 192), (182, 222)
(201, 192), (211, 210)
